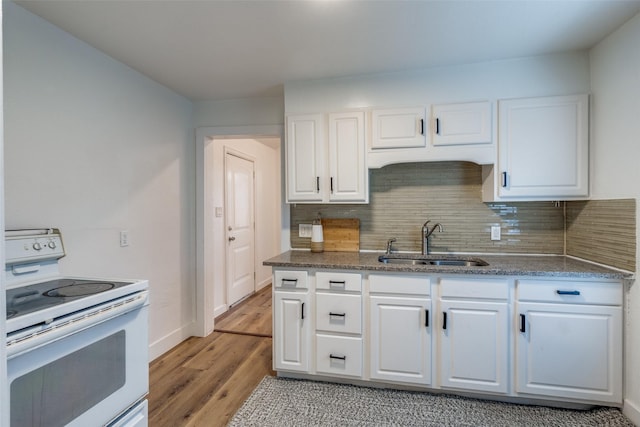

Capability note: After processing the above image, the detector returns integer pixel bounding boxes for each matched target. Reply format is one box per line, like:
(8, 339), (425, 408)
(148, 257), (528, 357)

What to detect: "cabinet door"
(371, 107), (426, 149)
(370, 295), (431, 385)
(273, 291), (310, 372)
(432, 101), (492, 146)
(286, 114), (325, 202)
(328, 112), (368, 202)
(497, 95), (588, 199)
(516, 302), (622, 403)
(440, 300), (509, 393)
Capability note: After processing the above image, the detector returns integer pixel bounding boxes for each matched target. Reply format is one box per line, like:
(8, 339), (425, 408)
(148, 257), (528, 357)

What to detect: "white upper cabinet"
(286, 112), (368, 204)
(328, 112), (368, 202)
(371, 107), (426, 149)
(432, 101), (492, 146)
(485, 94), (589, 201)
(286, 114), (325, 202)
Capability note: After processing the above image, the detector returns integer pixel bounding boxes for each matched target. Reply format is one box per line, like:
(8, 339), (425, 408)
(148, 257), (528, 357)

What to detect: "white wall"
(3, 2), (195, 360)
(285, 52), (590, 112)
(193, 97), (284, 128)
(589, 12), (640, 424)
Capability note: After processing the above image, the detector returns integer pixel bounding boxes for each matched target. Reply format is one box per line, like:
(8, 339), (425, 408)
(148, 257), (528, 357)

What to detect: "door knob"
(228, 236), (236, 241)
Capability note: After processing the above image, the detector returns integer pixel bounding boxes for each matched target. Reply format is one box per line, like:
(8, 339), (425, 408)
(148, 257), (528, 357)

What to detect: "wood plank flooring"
(148, 285), (274, 427)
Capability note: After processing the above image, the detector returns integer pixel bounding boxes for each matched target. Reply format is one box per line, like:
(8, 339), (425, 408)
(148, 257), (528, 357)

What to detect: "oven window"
(10, 331), (126, 427)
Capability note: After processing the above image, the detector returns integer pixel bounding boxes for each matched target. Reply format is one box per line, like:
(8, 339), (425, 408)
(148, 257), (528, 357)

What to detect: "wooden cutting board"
(320, 218), (360, 252)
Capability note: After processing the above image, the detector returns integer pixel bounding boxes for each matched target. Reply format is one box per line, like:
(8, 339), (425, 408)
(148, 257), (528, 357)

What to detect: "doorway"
(195, 125), (287, 337)
(225, 151), (256, 306)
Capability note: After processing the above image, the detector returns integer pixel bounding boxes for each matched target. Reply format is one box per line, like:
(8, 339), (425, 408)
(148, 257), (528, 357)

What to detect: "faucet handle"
(386, 238), (397, 254)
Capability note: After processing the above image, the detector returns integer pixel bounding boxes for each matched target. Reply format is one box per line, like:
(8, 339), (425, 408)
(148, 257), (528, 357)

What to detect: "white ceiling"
(14, 0), (640, 102)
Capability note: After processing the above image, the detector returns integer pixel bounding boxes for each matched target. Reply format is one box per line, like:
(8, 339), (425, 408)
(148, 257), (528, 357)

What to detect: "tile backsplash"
(291, 162), (565, 254)
(566, 199), (636, 272)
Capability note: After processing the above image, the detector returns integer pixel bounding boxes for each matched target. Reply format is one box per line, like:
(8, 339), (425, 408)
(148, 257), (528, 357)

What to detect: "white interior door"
(225, 152), (255, 306)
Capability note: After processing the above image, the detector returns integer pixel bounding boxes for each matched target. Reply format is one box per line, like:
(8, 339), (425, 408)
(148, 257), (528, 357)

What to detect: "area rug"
(228, 376), (633, 426)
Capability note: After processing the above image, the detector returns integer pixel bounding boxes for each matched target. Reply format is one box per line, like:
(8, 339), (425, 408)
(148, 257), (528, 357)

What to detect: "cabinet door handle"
(330, 177), (334, 193)
(301, 302), (305, 320)
(316, 176), (320, 193)
(501, 172), (508, 188)
(420, 118), (425, 135)
(425, 309), (429, 328)
(435, 118), (440, 135)
(329, 354), (346, 361)
(329, 312), (346, 317)
(556, 290), (581, 296)
(442, 312), (447, 330)
(520, 314), (526, 333)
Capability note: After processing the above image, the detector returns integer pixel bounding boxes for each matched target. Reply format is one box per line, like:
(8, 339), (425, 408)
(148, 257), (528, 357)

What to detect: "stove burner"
(44, 282), (116, 298)
(7, 310), (17, 319)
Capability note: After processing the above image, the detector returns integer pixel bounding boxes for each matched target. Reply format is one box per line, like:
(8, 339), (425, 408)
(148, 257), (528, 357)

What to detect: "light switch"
(299, 224), (313, 238)
(491, 225), (501, 241)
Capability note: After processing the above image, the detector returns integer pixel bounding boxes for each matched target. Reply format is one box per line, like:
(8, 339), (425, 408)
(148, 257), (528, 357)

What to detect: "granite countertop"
(264, 251), (634, 280)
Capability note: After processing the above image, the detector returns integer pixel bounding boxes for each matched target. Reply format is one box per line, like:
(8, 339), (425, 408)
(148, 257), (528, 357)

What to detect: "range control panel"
(5, 229), (65, 265)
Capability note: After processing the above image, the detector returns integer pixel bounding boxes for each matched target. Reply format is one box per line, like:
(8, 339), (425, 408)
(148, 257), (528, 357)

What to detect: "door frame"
(224, 148), (257, 306)
(195, 125), (285, 337)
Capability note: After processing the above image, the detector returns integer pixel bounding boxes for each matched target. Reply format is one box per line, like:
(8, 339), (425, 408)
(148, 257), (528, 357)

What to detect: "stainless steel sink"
(378, 255), (488, 267)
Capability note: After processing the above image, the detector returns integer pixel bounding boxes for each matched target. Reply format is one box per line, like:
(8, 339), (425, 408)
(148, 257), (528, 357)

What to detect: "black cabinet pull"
(442, 312), (447, 330)
(329, 354), (346, 361)
(281, 278), (298, 286)
(501, 172), (508, 188)
(425, 309), (429, 328)
(556, 290), (581, 296)
(316, 176), (320, 192)
(520, 314), (526, 333)
(329, 312), (346, 317)
(420, 118), (425, 135)
(330, 177), (334, 193)
(329, 280), (346, 287)
(435, 118), (440, 135)
(301, 302), (305, 320)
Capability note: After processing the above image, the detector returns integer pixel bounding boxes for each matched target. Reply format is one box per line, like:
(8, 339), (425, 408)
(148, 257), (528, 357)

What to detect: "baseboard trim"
(624, 398), (640, 425)
(148, 323), (194, 361)
(257, 278), (271, 290)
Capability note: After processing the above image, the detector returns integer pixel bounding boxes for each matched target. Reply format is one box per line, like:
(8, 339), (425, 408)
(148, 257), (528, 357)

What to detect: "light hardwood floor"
(148, 285), (274, 427)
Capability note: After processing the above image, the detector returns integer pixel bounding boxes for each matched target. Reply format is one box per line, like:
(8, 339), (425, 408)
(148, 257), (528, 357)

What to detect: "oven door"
(7, 300), (148, 427)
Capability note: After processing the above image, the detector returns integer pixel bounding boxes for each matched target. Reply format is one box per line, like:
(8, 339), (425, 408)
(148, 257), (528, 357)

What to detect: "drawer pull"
(556, 290), (581, 296)
(442, 312), (447, 330)
(281, 278), (298, 285)
(329, 280), (346, 287)
(329, 312), (346, 317)
(520, 314), (526, 333)
(329, 354), (346, 361)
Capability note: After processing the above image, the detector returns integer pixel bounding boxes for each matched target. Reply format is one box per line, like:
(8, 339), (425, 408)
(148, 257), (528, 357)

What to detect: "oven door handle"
(6, 291), (149, 359)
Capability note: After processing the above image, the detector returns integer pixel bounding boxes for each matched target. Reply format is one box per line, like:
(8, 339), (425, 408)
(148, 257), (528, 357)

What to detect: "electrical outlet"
(299, 224), (313, 238)
(120, 230), (129, 247)
(490, 225), (501, 241)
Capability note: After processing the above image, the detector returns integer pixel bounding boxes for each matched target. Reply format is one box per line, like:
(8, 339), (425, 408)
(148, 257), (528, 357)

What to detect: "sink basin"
(378, 255), (488, 267)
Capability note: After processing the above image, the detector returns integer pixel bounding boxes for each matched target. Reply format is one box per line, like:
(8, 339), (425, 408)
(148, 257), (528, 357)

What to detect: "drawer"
(316, 334), (363, 377)
(517, 279), (622, 305)
(316, 293), (362, 334)
(316, 271), (362, 292)
(439, 277), (509, 300)
(369, 274), (431, 295)
(274, 270), (308, 289)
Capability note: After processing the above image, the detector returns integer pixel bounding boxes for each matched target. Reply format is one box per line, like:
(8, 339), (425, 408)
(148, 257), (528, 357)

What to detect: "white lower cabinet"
(516, 280), (622, 403)
(438, 278), (509, 394)
(271, 268), (623, 407)
(273, 289), (310, 373)
(370, 295), (431, 385)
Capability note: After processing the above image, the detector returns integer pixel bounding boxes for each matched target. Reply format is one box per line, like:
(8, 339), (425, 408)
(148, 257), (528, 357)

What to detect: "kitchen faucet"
(422, 220), (444, 255)
(385, 238), (397, 254)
